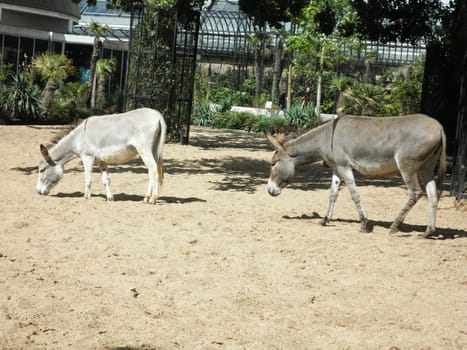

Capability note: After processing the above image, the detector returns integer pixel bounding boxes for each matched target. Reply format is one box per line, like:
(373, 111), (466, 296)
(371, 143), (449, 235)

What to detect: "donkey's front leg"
(81, 155), (95, 199)
(99, 164), (113, 201)
(338, 166), (370, 233)
(320, 172), (341, 226)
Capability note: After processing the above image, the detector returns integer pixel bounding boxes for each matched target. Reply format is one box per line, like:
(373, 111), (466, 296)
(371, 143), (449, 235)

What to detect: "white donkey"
(37, 108), (166, 204)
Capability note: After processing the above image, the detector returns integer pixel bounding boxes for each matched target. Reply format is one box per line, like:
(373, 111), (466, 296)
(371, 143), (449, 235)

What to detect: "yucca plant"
(3, 72), (42, 121)
(193, 100), (214, 127)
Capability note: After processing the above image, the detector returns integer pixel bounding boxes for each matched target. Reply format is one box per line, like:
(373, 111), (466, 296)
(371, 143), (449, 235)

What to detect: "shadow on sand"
(53, 191), (205, 204)
(283, 211), (466, 239)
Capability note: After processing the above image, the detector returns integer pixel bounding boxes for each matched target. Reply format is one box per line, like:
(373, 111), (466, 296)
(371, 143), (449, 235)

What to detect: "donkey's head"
(266, 134), (296, 196)
(37, 144), (63, 195)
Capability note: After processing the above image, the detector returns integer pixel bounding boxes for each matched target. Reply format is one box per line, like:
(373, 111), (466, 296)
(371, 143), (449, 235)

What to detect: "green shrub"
(212, 111), (259, 131)
(255, 115), (291, 134)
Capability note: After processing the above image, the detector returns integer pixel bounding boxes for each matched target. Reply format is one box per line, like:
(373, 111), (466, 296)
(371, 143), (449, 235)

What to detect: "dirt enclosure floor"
(0, 124), (466, 349)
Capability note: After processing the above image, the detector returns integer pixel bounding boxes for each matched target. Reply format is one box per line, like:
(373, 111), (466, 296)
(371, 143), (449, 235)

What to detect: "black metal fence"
(450, 50), (467, 201)
(125, 3), (200, 143)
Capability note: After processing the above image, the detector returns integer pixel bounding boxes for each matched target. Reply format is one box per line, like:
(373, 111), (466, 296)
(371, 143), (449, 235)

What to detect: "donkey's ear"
(265, 133), (286, 151)
(40, 144), (56, 166)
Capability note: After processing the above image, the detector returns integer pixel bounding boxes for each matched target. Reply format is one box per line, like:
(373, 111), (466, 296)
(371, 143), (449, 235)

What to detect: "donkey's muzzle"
(267, 180), (281, 196)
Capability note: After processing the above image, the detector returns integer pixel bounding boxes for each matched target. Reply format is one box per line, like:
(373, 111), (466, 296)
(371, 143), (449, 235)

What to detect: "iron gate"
(125, 2), (200, 143)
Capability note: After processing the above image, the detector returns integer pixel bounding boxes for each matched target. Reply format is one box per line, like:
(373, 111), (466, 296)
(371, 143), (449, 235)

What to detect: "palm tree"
(95, 58), (116, 109)
(88, 21), (110, 107)
(32, 53), (75, 115)
(343, 82), (384, 116)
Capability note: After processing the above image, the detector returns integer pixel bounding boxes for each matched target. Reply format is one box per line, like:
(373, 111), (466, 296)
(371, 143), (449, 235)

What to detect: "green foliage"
(48, 99), (91, 123)
(382, 55), (425, 115)
(54, 82), (87, 107)
(49, 81), (92, 122)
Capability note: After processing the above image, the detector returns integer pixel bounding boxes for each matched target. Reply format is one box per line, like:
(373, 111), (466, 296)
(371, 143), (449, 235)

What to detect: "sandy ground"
(0, 124), (466, 350)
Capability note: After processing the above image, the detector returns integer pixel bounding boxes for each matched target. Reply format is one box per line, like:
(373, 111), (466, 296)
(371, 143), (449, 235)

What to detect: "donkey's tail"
(156, 115), (167, 188)
(436, 129), (447, 199)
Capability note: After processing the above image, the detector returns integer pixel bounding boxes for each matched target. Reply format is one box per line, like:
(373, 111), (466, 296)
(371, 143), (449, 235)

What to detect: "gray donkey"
(266, 114), (446, 238)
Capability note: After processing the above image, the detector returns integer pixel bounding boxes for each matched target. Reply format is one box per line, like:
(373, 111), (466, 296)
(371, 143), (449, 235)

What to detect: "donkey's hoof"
(359, 219), (373, 233)
(422, 228), (435, 238)
(319, 217), (329, 226)
(389, 224), (399, 234)
(143, 195), (158, 204)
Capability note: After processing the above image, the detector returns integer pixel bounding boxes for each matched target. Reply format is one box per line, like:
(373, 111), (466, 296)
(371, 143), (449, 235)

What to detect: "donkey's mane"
(45, 118), (85, 148)
(282, 117), (334, 142)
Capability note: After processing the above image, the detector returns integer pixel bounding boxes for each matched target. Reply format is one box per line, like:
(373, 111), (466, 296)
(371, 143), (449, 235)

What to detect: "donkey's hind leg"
(389, 170), (423, 234)
(320, 172), (341, 226)
(424, 179), (439, 238)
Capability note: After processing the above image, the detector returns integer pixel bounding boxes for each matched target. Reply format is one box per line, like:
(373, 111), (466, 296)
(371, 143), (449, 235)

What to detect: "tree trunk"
(88, 36), (101, 105)
(42, 80), (56, 115)
(271, 36), (284, 103)
(336, 91), (346, 116)
(254, 40), (264, 107)
(97, 75), (106, 108)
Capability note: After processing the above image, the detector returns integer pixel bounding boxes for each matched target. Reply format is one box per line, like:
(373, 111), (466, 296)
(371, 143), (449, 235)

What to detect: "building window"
(19, 37), (34, 66)
(3, 35), (19, 73)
